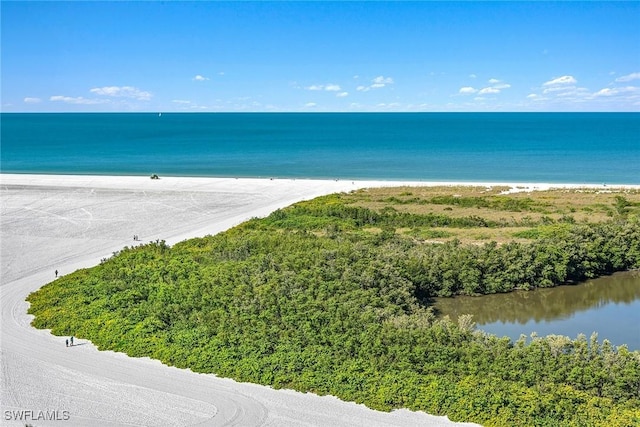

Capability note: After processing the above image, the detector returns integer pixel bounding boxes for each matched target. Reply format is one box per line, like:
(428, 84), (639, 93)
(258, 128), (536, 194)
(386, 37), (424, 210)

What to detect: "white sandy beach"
(4, 174), (636, 426)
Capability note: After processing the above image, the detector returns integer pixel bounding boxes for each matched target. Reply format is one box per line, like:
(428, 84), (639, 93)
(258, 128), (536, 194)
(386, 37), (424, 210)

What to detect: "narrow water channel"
(434, 270), (640, 350)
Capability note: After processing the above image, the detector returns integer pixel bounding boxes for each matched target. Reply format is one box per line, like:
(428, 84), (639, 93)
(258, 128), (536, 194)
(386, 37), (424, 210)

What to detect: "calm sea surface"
(2, 113), (639, 183)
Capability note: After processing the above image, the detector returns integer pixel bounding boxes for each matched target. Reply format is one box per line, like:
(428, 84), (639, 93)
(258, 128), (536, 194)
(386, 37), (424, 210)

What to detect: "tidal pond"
(434, 270), (640, 350)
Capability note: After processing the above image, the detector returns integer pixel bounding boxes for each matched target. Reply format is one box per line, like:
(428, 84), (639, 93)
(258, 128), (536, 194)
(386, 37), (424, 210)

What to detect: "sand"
(6, 173), (630, 426)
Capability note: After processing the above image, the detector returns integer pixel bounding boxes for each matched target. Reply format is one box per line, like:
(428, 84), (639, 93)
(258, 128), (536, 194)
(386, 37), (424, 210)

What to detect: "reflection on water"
(434, 271), (640, 349)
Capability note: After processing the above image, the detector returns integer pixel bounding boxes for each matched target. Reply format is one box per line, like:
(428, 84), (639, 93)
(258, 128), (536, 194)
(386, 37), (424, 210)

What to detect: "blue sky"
(2, 1), (639, 112)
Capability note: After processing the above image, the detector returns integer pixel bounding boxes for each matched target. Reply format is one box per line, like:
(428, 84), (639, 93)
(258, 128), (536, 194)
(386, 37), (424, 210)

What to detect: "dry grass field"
(341, 186), (640, 244)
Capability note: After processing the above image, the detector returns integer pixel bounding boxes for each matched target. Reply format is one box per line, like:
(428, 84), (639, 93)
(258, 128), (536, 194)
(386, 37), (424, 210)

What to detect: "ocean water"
(1, 113), (638, 183)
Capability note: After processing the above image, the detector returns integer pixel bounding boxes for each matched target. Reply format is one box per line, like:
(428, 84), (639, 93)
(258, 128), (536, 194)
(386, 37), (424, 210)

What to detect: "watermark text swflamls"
(4, 409), (70, 422)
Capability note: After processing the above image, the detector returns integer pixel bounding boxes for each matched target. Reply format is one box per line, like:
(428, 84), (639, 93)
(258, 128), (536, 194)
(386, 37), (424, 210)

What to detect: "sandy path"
(0, 174), (483, 426)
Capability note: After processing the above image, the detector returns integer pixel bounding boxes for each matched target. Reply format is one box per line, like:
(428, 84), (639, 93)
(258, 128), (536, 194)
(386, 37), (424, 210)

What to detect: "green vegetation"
(28, 187), (640, 426)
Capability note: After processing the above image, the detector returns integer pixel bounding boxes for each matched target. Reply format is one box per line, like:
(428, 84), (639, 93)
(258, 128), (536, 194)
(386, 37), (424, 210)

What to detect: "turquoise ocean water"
(1, 113), (638, 183)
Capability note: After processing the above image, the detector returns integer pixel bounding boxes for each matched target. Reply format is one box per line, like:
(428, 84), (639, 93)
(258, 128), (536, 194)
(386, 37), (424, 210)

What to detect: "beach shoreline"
(4, 172), (639, 191)
(3, 173), (638, 426)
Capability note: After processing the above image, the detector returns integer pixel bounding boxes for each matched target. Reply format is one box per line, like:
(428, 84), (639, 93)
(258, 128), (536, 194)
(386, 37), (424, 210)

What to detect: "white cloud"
(90, 86), (152, 100)
(594, 86), (639, 97)
(526, 93), (539, 99)
(372, 76), (394, 85)
(459, 79), (510, 97)
(375, 102), (402, 109)
(469, 74), (477, 79)
(485, 79), (511, 90)
(478, 87), (500, 95)
(336, 92), (349, 98)
(192, 75), (209, 81)
(595, 88), (617, 97)
(172, 99), (192, 104)
(554, 87), (590, 98)
(543, 75), (577, 87)
(305, 83), (341, 91)
(23, 97), (41, 104)
(540, 76), (580, 96)
(304, 102), (317, 107)
(543, 86), (570, 94)
(615, 72), (640, 83)
(357, 76), (394, 92)
(50, 95), (105, 105)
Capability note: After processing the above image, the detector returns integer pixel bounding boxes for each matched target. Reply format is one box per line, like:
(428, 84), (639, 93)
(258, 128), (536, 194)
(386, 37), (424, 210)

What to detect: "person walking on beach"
(55, 270), (58, 278)
(65, 339), (69, 347)
(70, 336), (74, 346)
